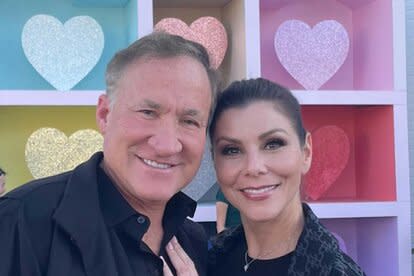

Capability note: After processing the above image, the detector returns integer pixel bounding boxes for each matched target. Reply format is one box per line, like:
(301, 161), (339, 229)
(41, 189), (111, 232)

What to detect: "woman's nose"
(243, 151), (268, 177)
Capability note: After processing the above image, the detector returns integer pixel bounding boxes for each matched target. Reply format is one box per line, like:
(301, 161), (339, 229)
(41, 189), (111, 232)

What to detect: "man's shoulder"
(4, 172), (70, 201)
(181, 218), (207, 241)
(0, 172), (71, 218)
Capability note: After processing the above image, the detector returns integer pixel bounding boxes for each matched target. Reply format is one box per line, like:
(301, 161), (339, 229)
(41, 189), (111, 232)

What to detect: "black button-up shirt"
(97, 167), (198, 275)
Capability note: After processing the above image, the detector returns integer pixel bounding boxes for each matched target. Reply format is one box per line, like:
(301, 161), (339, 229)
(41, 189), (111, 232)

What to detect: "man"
(0, 168), (6, 195)
(0, 32), (218, 276)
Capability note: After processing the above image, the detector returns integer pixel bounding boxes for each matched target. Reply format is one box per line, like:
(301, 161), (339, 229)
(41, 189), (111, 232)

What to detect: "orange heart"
(154, 17), (227, 69)
(304, 125), (350, 200)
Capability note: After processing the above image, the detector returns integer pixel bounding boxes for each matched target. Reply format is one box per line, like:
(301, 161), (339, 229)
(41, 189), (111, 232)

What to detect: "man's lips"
(139, 156), (175, 169)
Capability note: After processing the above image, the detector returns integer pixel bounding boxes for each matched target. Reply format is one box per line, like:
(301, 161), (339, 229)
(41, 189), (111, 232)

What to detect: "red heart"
(154, 17), (227, 69)
(304, 125), (350, 200)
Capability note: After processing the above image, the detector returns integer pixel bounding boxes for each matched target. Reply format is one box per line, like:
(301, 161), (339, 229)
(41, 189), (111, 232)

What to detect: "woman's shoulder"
(328, 252), (366, 276)
(293, 203), (365, 275)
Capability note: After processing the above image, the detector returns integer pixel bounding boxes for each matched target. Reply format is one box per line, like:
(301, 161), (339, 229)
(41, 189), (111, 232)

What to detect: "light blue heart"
(22, 14), (104, 91)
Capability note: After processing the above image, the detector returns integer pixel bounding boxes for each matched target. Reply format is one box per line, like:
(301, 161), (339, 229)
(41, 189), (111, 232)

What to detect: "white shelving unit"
(147, 0), (411, 275)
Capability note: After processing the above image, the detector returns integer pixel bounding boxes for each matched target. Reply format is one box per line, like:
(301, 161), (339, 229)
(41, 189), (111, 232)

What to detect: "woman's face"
(212, 101), (312, 223)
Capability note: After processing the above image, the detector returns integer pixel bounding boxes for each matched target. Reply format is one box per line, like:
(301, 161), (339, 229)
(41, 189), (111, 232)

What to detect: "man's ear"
(302, 132), (313, 174)
(96, 94), (111, 135)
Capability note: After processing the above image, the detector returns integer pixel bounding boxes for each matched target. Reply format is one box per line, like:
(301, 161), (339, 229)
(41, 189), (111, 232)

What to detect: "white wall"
(406, 0), (414, 273)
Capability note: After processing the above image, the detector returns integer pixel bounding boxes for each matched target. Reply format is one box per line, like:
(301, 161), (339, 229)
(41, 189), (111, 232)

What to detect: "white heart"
(22, 15), (104, 91)
(274, 20), (349, 90)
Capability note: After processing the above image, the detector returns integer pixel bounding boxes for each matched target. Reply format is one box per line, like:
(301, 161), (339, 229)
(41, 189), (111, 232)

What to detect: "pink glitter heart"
(274, 20), (349, 90)
(154, 17), (227, 69)
(305, 125), (350, 200)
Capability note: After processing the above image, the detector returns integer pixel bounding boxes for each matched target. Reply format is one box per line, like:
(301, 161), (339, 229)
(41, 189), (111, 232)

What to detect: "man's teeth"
(142, 158), (171, 169)
(243, 185), (277, 194)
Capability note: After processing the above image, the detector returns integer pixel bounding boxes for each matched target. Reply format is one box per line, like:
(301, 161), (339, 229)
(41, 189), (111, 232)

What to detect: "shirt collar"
(97, 165), (197, 228)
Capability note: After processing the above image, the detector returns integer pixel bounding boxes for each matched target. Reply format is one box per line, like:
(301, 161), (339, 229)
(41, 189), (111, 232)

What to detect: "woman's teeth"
(242, 185), (278, 194)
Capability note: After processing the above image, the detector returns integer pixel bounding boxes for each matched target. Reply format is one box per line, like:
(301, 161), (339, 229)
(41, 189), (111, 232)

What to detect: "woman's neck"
(242, 200), (304, 259)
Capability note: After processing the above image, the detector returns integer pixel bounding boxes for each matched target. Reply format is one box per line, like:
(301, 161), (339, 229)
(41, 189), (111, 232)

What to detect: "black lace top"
(208, 203), (366, 276)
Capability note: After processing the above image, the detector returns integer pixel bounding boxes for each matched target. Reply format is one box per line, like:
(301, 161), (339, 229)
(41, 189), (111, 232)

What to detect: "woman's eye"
(221, 146), (241, 156)
(264, 139), (285, 150)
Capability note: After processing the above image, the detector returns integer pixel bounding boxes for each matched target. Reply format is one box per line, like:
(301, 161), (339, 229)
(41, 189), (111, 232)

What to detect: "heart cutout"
(274, 20), (349, 90)
(25, 128), (103, 178)
(181, 143), (216, 201)
(22, 15), (104, 91)
(304, 125), (350, 200)
(154, 17), (227, 69)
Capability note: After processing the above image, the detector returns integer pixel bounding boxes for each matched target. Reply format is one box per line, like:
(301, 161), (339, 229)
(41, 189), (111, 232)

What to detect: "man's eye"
(221, 147), (240, 156)
(139, 109), (156, 117)
(264, 139), (285, 150)
(182, 119), (200, 128)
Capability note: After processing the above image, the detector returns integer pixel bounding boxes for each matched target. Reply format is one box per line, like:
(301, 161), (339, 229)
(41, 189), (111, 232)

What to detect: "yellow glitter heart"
(25, 128), (103, 179)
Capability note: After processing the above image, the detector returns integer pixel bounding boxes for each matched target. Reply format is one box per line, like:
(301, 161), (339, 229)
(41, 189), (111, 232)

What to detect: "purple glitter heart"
(274, 20), (349, 90)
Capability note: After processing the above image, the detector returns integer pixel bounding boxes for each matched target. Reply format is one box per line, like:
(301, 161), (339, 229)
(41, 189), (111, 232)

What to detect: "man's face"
(0, 174), (5, 195)
(96, 56), (212, 207)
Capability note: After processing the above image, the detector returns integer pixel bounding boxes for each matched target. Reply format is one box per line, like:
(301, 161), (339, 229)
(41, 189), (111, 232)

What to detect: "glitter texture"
(22, 15), (104, 91)
(182, 143), (216, 201)
(154, 17), (227, 69)
(274, 20), (349, 90)
(25, 128), (103, 178)
(304, 125), (350, 200)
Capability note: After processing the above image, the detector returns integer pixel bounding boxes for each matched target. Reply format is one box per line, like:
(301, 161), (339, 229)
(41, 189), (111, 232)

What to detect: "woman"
(207, 78), (365, 275)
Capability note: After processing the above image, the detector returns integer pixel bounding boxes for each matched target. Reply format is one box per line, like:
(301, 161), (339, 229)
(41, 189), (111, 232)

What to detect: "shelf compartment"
(260, 0), (394, 90)
(153, 0), (247, 86)
(321, 217), (398, 276)
(0, 106), (98, 191)
(301, 105), (396, 202)
(0, 0), (138, 90)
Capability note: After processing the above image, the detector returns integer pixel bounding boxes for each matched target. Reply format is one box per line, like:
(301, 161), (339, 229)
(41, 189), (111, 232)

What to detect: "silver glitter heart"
(22, 14), (104, 91)
(182, 143), (216, 201)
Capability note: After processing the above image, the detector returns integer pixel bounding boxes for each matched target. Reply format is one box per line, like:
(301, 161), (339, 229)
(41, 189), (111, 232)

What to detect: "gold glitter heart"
(25, 128), (103, 179)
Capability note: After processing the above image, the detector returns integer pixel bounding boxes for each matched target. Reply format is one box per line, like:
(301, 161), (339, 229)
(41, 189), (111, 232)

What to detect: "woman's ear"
(302, 132), (312, 174)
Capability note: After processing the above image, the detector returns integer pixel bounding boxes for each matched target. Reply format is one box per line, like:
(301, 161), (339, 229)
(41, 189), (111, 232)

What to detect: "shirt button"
(137, 216), (146, 224)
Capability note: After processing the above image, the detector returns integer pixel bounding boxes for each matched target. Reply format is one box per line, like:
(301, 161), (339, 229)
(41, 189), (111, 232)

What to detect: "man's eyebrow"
(183, 108), (200, 117)
(139, 99), (161, 109)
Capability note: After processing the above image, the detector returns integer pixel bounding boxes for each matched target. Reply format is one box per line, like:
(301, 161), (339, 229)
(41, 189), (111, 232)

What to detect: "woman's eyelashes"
(218, 138), (287, 156)
(220, 145), (241, 156)
(264, 138), (286, 150)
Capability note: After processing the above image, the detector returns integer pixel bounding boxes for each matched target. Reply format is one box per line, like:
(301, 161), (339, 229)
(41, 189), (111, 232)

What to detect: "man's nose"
(147, 119), (183, 156)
